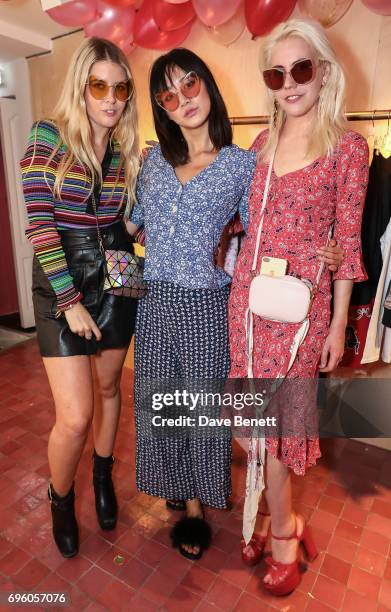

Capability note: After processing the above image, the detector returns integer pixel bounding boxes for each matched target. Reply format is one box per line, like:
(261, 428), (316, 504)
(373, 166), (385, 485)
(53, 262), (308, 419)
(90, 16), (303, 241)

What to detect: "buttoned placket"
(169, 183), (182, 237)
(165, 183), (183, 283)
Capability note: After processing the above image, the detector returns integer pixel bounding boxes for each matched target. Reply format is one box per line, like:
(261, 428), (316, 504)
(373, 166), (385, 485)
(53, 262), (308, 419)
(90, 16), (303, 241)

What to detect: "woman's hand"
(126, 220), (138, 236)
(317, 238), (345, 272)
(64, 302), (102, 341)
(318, 323), (345, 372)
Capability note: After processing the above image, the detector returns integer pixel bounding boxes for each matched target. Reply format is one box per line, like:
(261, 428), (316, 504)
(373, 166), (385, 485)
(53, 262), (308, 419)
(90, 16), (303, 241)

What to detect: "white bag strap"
(246, 310), (310, 379)
(246, 307), (254, 378)
(313, 225), (333, 291)
(251, 146), (277, 273)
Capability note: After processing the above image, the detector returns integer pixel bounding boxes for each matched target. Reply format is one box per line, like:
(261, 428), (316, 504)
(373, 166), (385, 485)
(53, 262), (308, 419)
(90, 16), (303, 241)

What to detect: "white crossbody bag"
(246, 146), (331, 378)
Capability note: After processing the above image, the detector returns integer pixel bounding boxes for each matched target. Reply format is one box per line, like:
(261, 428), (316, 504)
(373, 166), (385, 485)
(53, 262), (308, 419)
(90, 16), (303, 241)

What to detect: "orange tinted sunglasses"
(154, 71), (201, 112)
(86, 76), (133, 102)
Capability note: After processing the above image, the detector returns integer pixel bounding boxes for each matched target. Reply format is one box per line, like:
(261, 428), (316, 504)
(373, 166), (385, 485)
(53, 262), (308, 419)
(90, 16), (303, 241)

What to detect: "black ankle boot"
(48, 483), (79, 558)
(93, 450), (118, 530)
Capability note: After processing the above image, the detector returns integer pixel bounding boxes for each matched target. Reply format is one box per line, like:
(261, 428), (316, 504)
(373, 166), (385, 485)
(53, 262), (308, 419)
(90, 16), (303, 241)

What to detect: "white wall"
(0, 57), (33, 151)
(0, 57), (35, 327)
(0, 62), (13, 98)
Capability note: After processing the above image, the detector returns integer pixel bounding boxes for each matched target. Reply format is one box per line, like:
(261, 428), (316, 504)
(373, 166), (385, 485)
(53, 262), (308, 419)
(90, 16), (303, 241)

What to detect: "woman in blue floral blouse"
(127, 47), (342, 561)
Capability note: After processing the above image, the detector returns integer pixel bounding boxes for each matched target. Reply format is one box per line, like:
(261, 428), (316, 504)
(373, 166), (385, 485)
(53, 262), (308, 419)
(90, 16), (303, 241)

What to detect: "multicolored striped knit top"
(21, 120), (129, 310)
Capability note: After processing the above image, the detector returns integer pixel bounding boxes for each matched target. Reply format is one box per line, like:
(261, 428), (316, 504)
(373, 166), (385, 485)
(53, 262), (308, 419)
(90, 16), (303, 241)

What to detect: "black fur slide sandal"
(170, 516), (212, 561)
(166, 499), (186, 512)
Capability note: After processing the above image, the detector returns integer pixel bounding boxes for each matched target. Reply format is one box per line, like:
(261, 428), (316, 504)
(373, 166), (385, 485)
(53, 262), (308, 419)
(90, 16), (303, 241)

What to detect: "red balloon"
(103, 0), (136, 6)
(47, 0), (97, 27)
(245, 0), (297, 37)
(134, 0), (193, 50)
(84, 1), (136, 43)
(115, 33), (136, 55)
(360, 0), (391, 15)
(152, 0), (195, 32)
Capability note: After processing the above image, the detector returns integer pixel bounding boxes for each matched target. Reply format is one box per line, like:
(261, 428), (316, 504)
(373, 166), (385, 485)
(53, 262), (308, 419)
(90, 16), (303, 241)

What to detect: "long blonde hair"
(259, 18), (348, 161)
(46, 37), (140, 217)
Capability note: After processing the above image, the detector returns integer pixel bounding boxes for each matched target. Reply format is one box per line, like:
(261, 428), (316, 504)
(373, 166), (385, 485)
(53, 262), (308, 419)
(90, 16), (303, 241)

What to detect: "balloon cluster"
(46, 0), (391, 54)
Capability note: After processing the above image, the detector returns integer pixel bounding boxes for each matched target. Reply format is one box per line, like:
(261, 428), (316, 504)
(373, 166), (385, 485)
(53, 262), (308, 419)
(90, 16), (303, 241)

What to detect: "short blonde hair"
(47, 37), (140, 217)
(259, 18), (348, 161)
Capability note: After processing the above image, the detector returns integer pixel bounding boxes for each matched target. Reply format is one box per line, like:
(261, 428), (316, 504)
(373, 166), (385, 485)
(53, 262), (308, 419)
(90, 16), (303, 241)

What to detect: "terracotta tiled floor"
(0, 338), (390, 611)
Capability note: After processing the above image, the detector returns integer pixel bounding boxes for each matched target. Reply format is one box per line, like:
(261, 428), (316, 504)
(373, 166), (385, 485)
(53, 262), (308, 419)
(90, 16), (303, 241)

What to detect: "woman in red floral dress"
(228, 18), (369, 595)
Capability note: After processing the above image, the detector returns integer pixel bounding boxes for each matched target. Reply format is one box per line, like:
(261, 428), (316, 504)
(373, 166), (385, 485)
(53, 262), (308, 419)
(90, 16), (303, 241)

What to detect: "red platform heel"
(263, 515), (318, 597)
(241, 511), (270, 567)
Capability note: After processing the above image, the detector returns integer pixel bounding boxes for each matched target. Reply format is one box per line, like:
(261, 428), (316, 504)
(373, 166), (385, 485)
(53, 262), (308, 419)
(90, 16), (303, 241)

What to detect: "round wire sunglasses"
(154, 71), (201, 112)
(86, 76), (134, 102)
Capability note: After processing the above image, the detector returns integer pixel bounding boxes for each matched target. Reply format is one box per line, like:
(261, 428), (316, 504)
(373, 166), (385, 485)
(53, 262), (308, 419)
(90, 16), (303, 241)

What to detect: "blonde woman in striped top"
(21, 37), (140, 558)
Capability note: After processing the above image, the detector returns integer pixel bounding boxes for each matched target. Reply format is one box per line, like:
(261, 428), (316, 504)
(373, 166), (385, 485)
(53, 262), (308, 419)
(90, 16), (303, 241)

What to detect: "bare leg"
(92, 346), (129, 457)
(44, 356), (94, 496)
(257, 496), (271, 537)
(263, 452), (303, 584)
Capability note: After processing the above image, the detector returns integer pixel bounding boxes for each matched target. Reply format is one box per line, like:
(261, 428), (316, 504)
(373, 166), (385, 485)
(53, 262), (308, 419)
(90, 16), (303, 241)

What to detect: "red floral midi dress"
(228, 129), (369, 475)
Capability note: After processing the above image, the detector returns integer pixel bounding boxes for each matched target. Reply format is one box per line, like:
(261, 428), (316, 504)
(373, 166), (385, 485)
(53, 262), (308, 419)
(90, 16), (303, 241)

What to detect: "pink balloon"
(47, 0), (97, 27)
(153, 0), (195, 32)
(134, 0), (193, 50)
(84, 1), (136, 43)
(298, 0), (353, 27)
(193, 0), (242, 27)
(245, 0), (297, 37)
(205, 6), (246, 46)
(360, 0), (391, 15)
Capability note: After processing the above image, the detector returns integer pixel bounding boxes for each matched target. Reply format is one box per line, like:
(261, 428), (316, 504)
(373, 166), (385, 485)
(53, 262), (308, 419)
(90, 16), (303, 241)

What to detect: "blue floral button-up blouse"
(131, 144), (256, 289)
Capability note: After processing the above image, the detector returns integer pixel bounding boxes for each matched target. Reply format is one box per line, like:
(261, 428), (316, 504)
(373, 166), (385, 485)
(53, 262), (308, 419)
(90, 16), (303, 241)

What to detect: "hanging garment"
(340, 301), (373, 367)
(361, 218), (391, 364)
(215, 212), (245, 277)
(382, 280), (391, 327)
(352, 154), (391, 306)
(342, 153), (391, 366)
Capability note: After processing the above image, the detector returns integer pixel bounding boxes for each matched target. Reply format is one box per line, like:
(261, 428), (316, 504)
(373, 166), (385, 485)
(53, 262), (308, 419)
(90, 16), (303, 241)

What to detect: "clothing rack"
(230, 109), (391, 125)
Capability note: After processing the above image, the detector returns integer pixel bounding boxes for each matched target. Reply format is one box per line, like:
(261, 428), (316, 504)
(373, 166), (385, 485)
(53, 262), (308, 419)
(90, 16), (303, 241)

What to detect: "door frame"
(0, 66), (35, 328)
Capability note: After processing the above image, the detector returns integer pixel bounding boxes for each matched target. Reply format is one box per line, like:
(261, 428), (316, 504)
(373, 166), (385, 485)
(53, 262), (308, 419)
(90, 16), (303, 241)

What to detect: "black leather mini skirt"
(32, 221), (138, 357)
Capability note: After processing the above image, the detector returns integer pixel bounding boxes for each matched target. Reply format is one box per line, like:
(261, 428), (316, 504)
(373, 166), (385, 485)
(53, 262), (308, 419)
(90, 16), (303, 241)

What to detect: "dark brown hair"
(150, 48), (232, 167)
